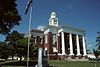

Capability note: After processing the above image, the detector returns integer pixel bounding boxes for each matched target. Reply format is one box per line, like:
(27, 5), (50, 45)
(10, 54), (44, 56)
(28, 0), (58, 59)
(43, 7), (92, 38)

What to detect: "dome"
(51, 12), (56, 16)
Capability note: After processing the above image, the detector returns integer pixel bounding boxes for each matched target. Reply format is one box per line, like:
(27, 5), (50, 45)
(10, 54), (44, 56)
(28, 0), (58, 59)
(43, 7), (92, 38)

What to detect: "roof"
(43, 25), (85, 32)
(31, 29), (44, 33)
(60, 25), (85, 32)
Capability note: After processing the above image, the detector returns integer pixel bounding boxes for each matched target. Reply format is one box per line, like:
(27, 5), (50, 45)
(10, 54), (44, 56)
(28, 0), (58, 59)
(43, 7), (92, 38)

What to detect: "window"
(33, 37), (36, 43)
(52, 34), (56, 43)
(40, 38), (43, 44)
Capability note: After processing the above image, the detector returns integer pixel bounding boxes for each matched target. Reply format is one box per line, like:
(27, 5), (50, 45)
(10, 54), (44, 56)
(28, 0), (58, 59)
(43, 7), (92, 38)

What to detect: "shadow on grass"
(1, 60), (37, 66)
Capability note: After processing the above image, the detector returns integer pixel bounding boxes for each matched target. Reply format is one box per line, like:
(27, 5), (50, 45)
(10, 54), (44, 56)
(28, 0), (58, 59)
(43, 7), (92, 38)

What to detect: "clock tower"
(49, 12), (58, 26)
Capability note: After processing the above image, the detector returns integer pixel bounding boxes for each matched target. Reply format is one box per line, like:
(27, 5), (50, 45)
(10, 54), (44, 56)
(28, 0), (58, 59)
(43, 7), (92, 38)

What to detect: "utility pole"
(25, 0), (32, 67)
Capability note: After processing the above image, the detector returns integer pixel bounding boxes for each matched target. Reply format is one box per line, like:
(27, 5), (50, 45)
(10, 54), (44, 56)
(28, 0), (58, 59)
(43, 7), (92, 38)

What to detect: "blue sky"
(0, 0), (100, 51)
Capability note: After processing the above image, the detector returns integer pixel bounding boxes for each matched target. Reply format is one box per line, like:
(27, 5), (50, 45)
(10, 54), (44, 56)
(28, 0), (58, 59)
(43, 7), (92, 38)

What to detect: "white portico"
(57, 26), (87, 59)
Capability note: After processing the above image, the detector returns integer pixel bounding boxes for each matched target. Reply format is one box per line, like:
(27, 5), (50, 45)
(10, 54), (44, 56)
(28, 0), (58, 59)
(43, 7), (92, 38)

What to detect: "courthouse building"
(31, 12), (87, 60)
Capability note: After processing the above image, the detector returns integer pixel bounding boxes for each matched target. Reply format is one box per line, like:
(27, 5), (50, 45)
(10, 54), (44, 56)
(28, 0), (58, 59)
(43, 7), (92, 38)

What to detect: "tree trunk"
(20, 55), (22, 62)
(11, 54), (14, 60)
(20, 49), (22, 63)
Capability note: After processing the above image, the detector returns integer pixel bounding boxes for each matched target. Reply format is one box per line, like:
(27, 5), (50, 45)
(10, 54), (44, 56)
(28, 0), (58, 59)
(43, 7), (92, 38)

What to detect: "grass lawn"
(1, 60), (100, 67)
(48, 60), (100, 67)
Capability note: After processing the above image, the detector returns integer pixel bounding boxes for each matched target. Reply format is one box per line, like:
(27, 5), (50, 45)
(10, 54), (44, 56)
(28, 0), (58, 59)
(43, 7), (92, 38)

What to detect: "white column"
(82, 36), (87, 56)
(69, 33), (74, 55)
(61, 32), (66, 55)
(76, 35), (81, 56)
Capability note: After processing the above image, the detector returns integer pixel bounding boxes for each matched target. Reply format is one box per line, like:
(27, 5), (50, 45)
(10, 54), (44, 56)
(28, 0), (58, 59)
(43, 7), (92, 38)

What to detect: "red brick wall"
(47, 32), (53, 54)
(36, 36), (40, 47)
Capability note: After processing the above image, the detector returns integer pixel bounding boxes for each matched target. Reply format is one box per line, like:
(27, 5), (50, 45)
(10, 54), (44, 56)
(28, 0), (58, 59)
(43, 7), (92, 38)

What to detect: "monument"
(35, 47), (49, 67)
(38, 48), (43, 67)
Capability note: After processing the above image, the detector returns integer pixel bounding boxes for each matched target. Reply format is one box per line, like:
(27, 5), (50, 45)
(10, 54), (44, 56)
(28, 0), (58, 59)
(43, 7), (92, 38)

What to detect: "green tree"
(29, 44), (38, 60)
(0, 42), (10, 61)
(94, 32), (100, 58)
(5, 31), (24, 42)
(0, 0), (21, 35)
(5, 31), (39, 61)
(93, 32), (100, 67)
(5, 31), (24, 60)
(93, 49), (100, 59)
(16, 38), (28, 62)
(93, 32), (100, 58)
(96, 32), (100, 50)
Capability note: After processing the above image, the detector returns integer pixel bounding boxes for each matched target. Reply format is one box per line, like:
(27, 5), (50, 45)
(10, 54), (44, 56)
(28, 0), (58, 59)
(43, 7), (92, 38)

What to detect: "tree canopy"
(0, 0), (21, 35)
(4, 31), (28, 61)
(96, 32), (100, 50)
(93, 32), (100, 59)
(0, 30), (39, 61)
(5, 31), (24, 42)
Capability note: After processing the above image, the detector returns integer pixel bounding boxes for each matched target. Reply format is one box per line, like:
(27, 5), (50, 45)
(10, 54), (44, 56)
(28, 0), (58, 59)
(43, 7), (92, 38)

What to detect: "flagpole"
(27, 1), (32, 67)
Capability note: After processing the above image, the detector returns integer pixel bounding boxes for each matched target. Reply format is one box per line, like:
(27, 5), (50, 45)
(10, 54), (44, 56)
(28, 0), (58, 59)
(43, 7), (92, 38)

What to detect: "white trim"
(44, 29), (50, 34)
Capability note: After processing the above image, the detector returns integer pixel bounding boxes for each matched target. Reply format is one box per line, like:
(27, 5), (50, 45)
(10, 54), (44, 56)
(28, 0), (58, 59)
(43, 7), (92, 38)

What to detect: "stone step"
(66, 57), (88, 61)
